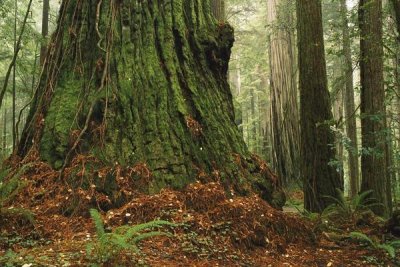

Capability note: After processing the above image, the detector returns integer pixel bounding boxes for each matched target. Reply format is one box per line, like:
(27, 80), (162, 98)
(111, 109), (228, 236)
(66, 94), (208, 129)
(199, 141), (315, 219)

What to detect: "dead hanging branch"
(0, 0), (34, 110)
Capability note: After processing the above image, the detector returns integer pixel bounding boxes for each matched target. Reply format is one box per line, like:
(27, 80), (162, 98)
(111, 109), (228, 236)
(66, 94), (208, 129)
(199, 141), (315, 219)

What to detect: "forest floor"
(0, 160), (399, 266)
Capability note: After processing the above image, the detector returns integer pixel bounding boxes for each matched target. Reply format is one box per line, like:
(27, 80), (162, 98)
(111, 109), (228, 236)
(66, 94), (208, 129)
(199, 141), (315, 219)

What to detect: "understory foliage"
(86, 209), (177, 264)
(322, 189), (382, 222)
(0, 167), (33, 224)
(349, 231), (400, 259)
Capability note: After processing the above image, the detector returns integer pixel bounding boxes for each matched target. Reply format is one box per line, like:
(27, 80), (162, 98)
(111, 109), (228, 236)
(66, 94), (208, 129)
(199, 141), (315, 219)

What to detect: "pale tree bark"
(359, 0), (391, 216)
(340, 0), (360, 198)
(296, 0), (343, 212)
(267, 0), (300, 185)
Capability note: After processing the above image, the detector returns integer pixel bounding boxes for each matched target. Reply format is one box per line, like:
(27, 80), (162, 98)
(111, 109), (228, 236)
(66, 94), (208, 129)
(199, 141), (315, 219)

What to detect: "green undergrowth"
(0, 167), (34, 224)
(86, 209), (178, 265)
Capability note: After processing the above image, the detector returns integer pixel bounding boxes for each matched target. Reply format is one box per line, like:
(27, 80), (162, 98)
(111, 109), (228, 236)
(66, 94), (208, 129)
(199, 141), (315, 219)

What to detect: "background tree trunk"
(40, 0), (50, 65)
(359, 0), (391, 216)
(392, 0), (400, 37)
(340, 0), (360, 198)
(17, 0), (284, 208)
(296, 0), (342, 212)
(211, 0), (225, 21)
(267, 0), (300, 185)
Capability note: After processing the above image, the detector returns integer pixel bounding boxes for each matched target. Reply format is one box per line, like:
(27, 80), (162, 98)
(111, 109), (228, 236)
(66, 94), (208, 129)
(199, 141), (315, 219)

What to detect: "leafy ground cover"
(0, 158), (398, 266)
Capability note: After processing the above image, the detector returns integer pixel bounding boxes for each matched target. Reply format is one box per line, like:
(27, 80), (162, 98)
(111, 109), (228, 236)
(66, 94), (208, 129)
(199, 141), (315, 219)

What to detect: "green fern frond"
(0, 207), (35, 224)
(349, 232), (375, 247)
(0, 168), (10, 182)
(131, 231), (172, 244)
(351, 190), (373, 211)
(321, 204), (340, 217)
(388, 240), (400, 248)
(0, 164), (33, 205)
(87, 210), (176, 264)
(90, 209), (105, 238)
(334, 188), (347, 206)
(123, 220), (176, 239)
(377, 244), (396, 258)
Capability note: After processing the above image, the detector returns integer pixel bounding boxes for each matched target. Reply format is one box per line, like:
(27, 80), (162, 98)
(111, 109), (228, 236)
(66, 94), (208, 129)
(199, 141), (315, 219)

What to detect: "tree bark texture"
(210, 0), (225, 21)
(296, 0), (343, 212)
(359, 0), (391, 216)
(267, 0), (300, 185)
(17, 0), (284, 207)
(340, 0), (360, 198)
(40, 0), (50, 65)
(391, 0), (400, 38)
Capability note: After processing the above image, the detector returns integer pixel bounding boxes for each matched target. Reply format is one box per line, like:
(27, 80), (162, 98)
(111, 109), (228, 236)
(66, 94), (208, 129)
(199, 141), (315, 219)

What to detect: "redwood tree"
(340, 0), (359, 198)
(392, 0), (400, 36)
(16, 0), (283, 207)
(359, 0), (391, 216)
(267, 0), (300, 184)
(296, 0), (343, 212)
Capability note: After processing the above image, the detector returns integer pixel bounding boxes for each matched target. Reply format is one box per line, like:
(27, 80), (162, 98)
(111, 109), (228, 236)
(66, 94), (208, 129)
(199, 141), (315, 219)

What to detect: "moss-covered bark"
(17, 0), (284, 208)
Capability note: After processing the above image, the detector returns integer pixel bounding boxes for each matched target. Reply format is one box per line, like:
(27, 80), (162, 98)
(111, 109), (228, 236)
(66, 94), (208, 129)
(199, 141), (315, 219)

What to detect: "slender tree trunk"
(2, 108), (7, 151)
(12, 0), (17, 151)
(340, 0), (360, 198)
(267, 0), (300, 185)
(17, 0), (284, 209)
(391, 0), (400, 37)
(296, 0), (342, 212)
(40, 0), (50, 65)
(0, 0), (34, 110)
(359, 0), (391, 216)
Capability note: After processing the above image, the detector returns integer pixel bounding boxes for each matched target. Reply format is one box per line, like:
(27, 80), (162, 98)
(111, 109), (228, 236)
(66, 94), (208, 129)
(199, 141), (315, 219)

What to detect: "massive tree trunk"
(267, 0), (300, 185)
(359, 0), (391, 216)
(296, 0), (343, 212)
(16, 0), (284, 208)
(340, 0), (360, 198)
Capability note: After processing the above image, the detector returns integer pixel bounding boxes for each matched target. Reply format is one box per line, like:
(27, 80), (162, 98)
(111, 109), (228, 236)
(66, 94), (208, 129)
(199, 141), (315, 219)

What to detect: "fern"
(350, 232), (399, 259)
(388, 240), (400, 248)
(349, 232), (375, 246)
(0, 166), (34, 224)
(89, 209), (105, 237)
(87, 209), (177, 264)
(377, 244), (396, 258)
(322, 189), (384, 222)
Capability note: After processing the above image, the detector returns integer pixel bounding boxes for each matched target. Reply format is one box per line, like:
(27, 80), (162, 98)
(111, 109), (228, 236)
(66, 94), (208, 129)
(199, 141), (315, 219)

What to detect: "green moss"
(40, 74), (83, 168)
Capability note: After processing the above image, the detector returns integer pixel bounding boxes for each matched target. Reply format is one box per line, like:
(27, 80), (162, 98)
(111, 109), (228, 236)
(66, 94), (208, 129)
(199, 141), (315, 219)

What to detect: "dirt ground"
(0, 160), (398, 266)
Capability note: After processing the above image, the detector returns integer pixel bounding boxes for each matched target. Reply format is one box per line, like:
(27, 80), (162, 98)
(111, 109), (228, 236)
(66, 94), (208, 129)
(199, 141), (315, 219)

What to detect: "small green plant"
(0, 167), (34, 223)
(86, 209), (177, 264)
(349, 231), (400, 259)
(322, 189), (381, 221)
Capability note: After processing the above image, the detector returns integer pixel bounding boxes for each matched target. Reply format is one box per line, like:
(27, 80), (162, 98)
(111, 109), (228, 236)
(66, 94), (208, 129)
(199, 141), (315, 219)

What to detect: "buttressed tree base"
(16, 0), (284, 208)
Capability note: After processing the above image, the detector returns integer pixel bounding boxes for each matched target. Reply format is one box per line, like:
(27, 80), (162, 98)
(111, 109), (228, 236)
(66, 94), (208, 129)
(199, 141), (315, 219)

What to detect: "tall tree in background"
(16, 0), (284, 208)
(40, 0), (50, 65)
(296, 0), (342, 212)
(211, 0), (225, 21)
(359, 0), (391, 216)
(267, 0), (300, 184)
(392, 0), (400, 36)
(340, 0), (360, 198)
